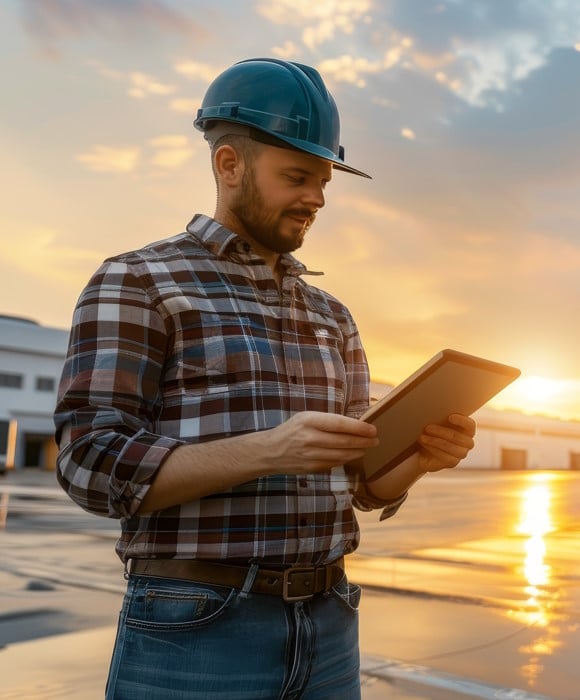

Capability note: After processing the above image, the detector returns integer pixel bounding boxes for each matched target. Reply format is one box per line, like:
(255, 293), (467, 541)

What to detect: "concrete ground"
(2, 467), (577, 699)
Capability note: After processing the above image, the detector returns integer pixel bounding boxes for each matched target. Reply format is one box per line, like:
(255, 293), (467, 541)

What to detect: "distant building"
(1, 321), (580, 470)
(463, 407), (580, 470)
(0, 315), (69, 470)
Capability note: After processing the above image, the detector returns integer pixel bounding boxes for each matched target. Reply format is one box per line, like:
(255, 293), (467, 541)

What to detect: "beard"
(230, 165), (317, 254)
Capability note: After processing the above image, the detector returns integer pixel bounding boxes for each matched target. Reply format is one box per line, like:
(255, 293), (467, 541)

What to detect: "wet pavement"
(1, 467), (578, 699)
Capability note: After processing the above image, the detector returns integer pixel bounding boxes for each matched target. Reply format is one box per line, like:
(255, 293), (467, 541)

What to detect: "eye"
(286, 174), (305, 185)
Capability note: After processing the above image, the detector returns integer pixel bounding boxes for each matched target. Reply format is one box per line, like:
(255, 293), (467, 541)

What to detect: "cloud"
(448, 48), (580, 187)
(376, 0), (580, 108)
(317, 36), (416, 88)
(174, 60), (220, 84)
(257, 0), (371, 24)
(169, 98), (200, 114)
(128, 71), (177, 99)
(85, 58), (124, 81)
(86, 59), (178, 100)
(76, 145), (140, 173)
(452, 33), (548, 107)
(76, 137), (196, 174)
(257, 0), (372, 49)
(318, 55), (384, 87)
(271, 41), (302, 60)
(19, 0), (206, 59)
(148, 134), (194, 169)
(149, 135), (189, 149)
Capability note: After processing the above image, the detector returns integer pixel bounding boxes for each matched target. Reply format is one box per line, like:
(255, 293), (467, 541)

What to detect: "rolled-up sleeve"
(54, 260), (183, 518)
(353, 487), (408, 520)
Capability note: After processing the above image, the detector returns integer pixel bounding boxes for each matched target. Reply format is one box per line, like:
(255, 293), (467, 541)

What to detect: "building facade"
(462, 407), (580, 470)
(0, 315), (69, 470)
(1, 323), (579, 470)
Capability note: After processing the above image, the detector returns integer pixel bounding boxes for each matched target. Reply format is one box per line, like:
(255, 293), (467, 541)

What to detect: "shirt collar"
(185, 214), (322, 277)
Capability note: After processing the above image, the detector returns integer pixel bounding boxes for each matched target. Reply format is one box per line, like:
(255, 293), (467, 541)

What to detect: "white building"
(0, 315), (69, 470)
(463, 406), (580, 470)
(1, 320), (579, 471)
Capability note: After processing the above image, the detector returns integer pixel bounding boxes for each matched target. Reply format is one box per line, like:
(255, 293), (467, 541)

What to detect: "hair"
(210, 134), (264, 185)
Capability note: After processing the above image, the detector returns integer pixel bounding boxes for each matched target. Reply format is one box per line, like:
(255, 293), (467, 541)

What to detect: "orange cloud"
(128, 72), (177, 99)
(174, 60), (219, 84)
(76, 145), (140, 173)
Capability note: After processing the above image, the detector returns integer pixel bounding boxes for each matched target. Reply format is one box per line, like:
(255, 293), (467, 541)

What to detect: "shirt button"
(299, 478), (308, 488)
(300, 517), (308, 527)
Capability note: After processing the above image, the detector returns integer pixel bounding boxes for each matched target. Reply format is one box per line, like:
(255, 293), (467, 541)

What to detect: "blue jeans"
(105, 571), (362, 700)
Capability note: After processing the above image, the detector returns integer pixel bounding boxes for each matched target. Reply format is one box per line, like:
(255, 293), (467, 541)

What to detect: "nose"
(301, 184), (325, 210)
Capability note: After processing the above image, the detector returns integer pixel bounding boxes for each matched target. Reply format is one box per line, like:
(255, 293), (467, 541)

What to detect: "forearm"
(137, 431), (271, 514)
(357, 452), (426, 503)
(138, 410), (379, 514)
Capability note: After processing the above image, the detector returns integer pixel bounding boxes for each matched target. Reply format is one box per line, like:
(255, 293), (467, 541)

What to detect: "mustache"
(284, 208), (317, 225)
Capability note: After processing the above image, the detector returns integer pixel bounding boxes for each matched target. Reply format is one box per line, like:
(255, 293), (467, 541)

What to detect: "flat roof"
(0, 316), (69, 357)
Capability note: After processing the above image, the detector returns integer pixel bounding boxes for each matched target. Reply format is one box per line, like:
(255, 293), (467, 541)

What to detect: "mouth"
(285, 210), (316, 229)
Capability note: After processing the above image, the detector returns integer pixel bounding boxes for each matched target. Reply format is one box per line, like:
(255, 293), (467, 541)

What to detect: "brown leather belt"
(129, 557), (345, 603)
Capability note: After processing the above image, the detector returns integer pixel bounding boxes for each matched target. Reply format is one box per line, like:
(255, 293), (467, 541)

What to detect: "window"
(36, 376), (55, 392)
(0, 419), (8, 454)
(0, 373), (23, 389)
(570, 452), (580, 471)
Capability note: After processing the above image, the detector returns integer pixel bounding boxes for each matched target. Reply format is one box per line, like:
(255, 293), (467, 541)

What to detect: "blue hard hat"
(194, 58), (371, 178)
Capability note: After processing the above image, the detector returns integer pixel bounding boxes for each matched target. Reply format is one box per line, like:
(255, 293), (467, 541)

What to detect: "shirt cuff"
(352, 487), (408, 519)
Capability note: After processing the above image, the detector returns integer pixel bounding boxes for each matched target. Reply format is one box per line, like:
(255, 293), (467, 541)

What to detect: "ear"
(214, 144), (244, 187)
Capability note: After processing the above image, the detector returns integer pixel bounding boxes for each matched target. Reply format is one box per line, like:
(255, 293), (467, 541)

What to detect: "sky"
(1, 0), (580, 420)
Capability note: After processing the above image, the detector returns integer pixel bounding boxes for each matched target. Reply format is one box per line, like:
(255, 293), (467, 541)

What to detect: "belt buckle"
(282, 567), (317, 602)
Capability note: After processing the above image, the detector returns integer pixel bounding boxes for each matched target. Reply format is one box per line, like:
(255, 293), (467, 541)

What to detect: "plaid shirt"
(54, 214), (405, 565)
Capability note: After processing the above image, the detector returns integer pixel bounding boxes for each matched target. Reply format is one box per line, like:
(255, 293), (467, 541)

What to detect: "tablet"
(349, 349), (520, 481)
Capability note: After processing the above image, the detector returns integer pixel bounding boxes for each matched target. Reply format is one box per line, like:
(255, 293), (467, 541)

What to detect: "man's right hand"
(261, 411), (379, 475)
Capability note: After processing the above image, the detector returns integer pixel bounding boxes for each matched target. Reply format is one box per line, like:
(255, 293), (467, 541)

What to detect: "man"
(54, 58), (475, 700)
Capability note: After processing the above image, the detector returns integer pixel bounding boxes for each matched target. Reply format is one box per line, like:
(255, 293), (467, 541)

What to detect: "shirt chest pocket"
(170, 314), (276, 393)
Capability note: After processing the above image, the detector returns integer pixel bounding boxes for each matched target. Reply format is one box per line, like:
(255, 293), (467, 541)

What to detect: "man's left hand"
(417, 413), (476, 473)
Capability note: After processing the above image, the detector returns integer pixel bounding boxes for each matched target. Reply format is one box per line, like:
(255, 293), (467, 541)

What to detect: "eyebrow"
(282, 166), (332, 182)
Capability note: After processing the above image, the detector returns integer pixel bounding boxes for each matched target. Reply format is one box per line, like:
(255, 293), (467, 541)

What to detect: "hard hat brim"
(200, 118), (371, 179)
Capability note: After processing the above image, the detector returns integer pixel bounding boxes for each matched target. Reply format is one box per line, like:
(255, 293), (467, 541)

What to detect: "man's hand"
(264, 411), (379, 475)
(417, 413), (476, 473)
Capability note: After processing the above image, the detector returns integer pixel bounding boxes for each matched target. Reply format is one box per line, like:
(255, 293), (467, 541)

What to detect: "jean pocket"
(330, 575), (362, 614)
(126, 578), (237, 632)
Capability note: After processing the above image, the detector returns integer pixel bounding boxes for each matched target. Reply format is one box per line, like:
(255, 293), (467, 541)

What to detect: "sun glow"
(518, 377), (560, 404)
(489, 375), (580, 421)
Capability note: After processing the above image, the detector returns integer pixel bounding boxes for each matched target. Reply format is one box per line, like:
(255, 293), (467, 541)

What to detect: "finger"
(418, 441), (469, 471)
(418, 432), (473, 458)
(422, 424), (475, 449)
(447, 414), (476, 437)
(302, 411), (378, 438)
(299, 446), (373, 469)
(308, 430), (379, 450)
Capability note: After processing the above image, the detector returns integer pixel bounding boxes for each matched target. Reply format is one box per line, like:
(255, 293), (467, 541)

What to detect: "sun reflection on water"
(517, 478), (553, 589)
(512, 473), (562, 688)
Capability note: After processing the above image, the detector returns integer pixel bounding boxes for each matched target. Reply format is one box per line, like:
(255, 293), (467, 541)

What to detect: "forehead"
(257, 143), (333, 179)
